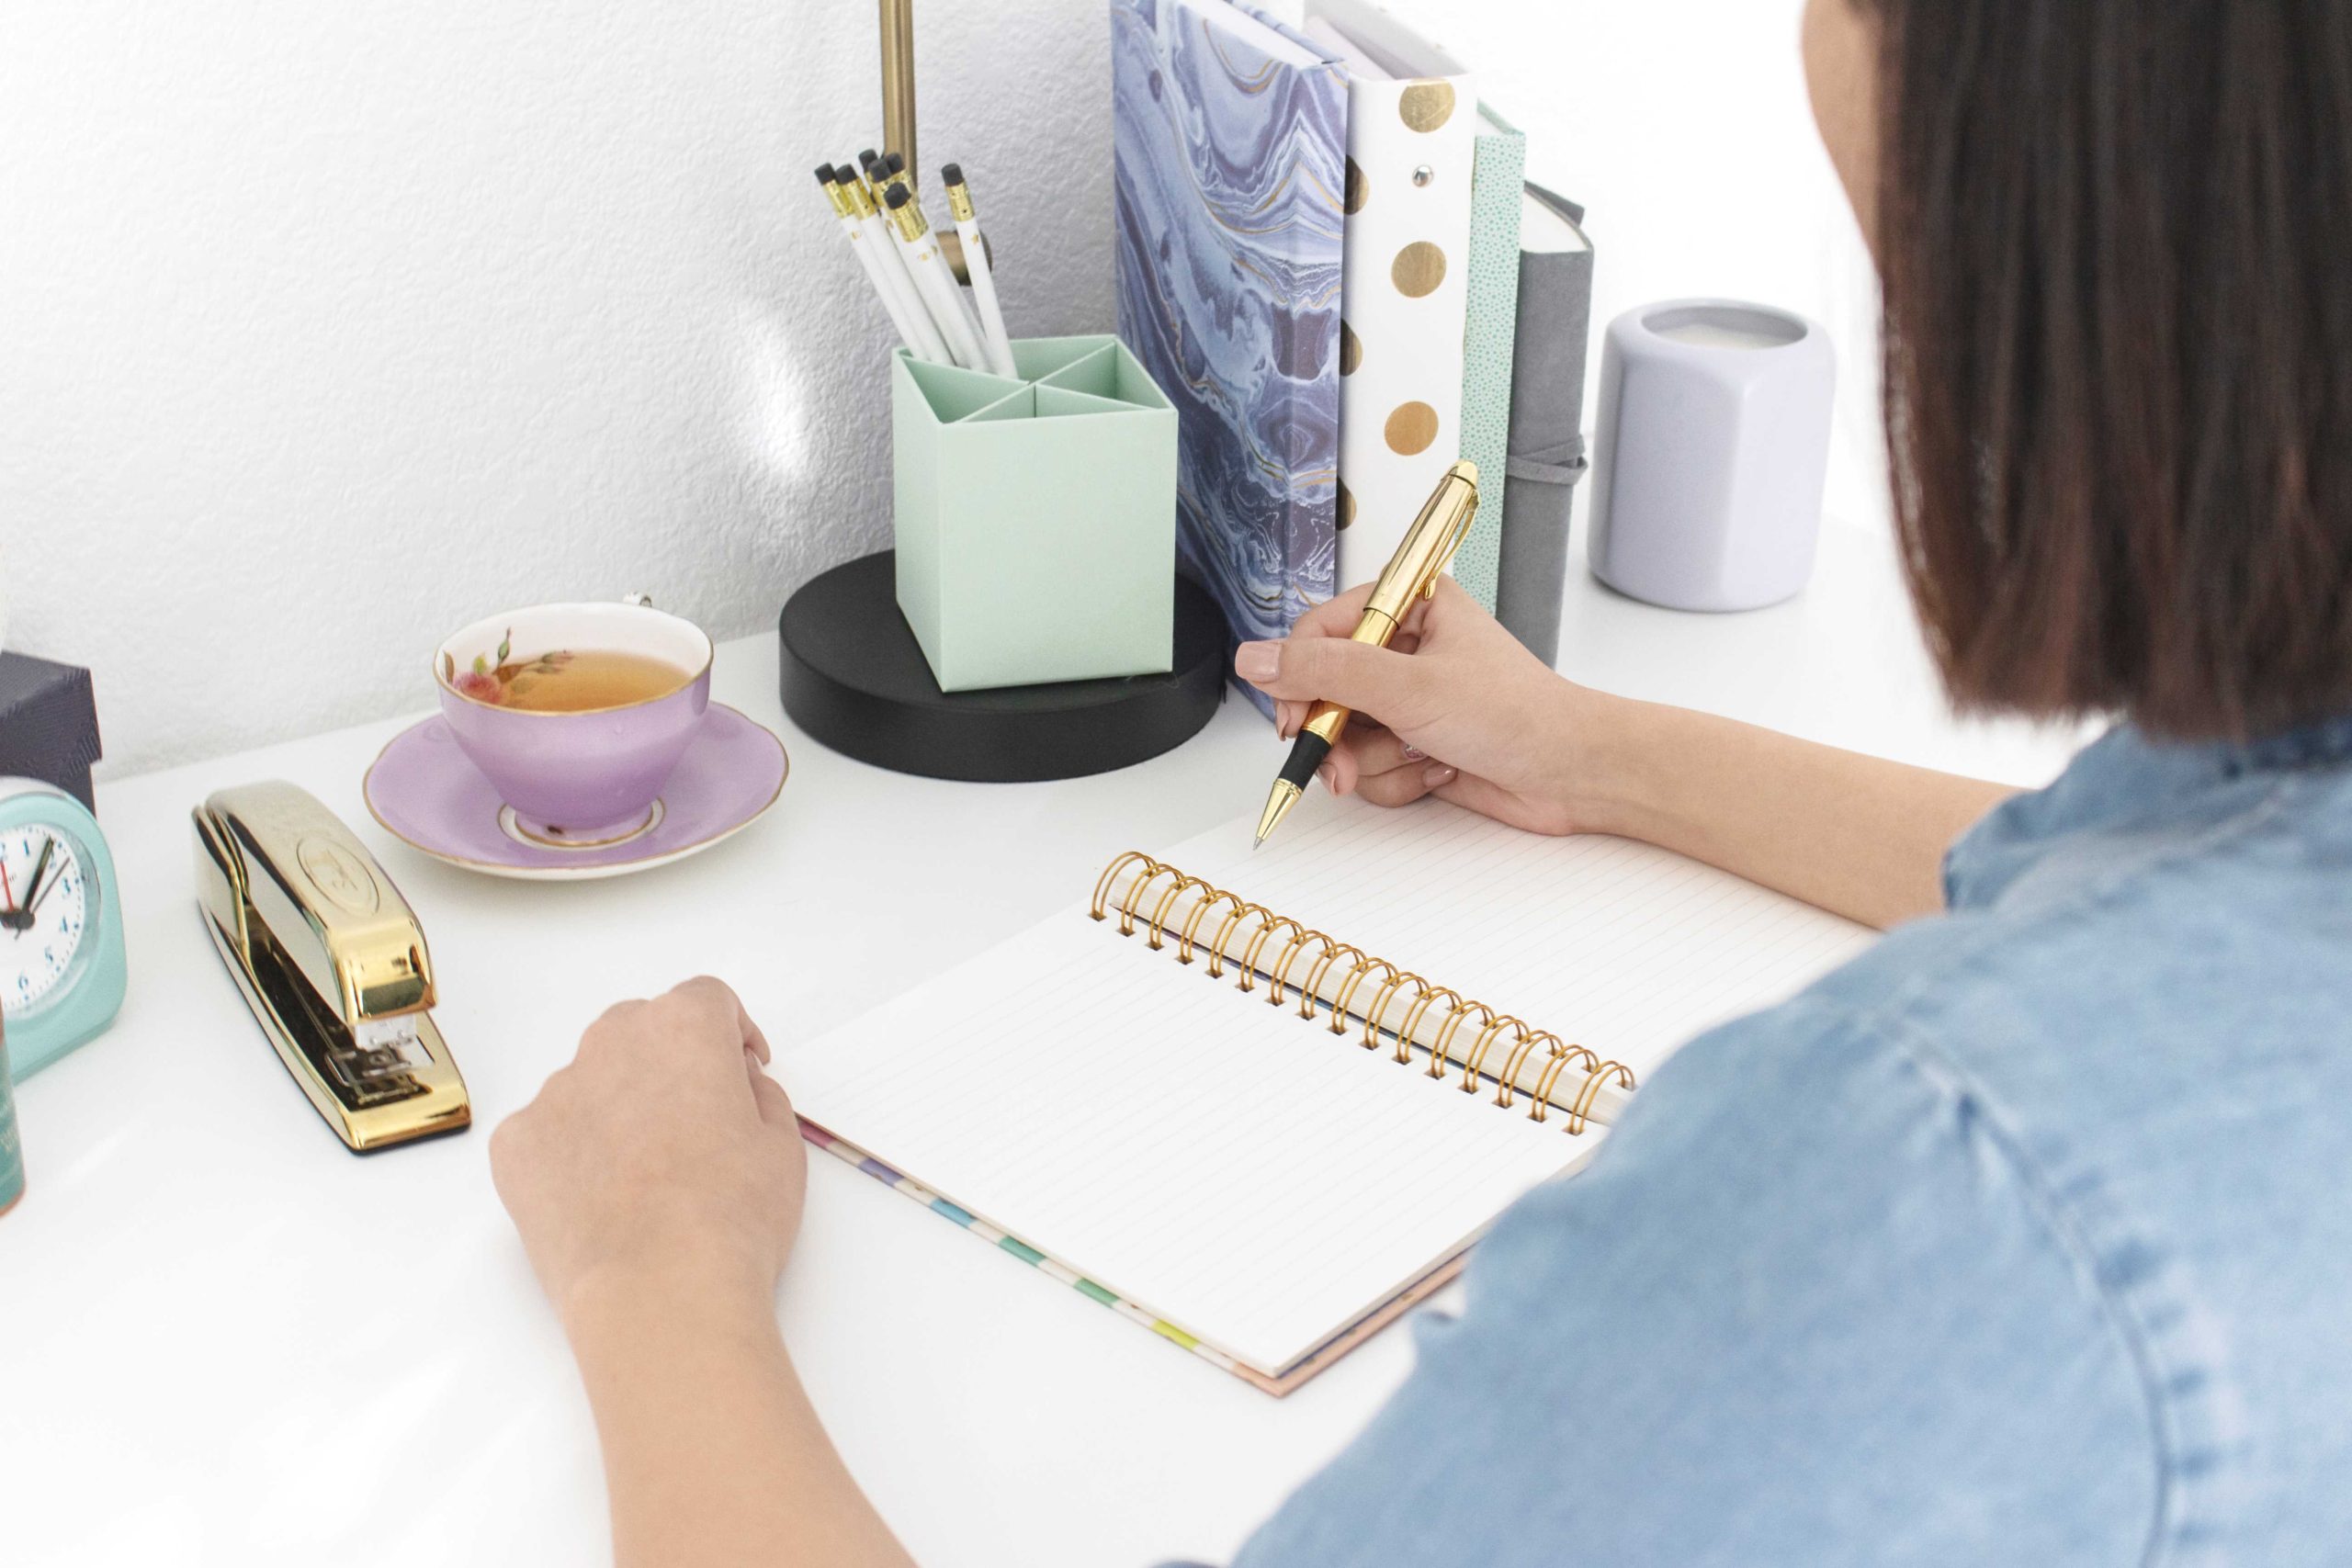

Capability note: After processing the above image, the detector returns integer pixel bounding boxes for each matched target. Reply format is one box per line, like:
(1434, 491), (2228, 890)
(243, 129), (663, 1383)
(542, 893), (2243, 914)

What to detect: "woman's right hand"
(1236, 576), (1627, 837)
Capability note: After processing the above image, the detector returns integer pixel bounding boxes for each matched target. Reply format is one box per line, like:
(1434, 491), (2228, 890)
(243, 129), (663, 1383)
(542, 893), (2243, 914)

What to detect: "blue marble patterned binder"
(1112, 0), (1345, 700)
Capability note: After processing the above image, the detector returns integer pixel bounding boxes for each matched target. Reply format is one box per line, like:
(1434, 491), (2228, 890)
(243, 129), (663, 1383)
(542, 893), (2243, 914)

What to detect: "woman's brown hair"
(1871, 1), (2352, 739)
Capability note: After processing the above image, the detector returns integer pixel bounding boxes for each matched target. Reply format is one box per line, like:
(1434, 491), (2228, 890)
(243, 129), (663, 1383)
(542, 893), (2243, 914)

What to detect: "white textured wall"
(3, 0), (1117, 774)
(8, 0), (1877, 776)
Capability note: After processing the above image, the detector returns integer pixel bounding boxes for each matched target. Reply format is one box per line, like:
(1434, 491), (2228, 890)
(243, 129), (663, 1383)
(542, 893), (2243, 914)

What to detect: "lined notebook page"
(780, 901), (1587, 1376)
(1159, 794), (1875, 1085)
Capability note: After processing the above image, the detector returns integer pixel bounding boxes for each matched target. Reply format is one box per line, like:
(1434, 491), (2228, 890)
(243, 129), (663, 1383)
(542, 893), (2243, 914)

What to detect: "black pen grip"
(1277, 729), (1333, 793)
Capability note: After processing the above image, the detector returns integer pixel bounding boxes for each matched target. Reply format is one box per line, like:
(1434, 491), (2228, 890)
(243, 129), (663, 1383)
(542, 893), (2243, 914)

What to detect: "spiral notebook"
(783, 796), (1873, 1394)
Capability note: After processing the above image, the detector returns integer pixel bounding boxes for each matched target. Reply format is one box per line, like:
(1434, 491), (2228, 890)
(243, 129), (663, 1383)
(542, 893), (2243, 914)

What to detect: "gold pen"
(1255, 459), (1482, 849)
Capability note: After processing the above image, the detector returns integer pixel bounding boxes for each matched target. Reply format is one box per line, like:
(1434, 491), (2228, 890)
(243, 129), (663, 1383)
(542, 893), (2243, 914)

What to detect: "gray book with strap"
(1496, 183), (1595, 667)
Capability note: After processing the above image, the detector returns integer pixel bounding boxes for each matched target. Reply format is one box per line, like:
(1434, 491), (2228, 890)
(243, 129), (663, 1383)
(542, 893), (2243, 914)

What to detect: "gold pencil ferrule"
(945, 182), (977, 224)
(888, 198), (927, 243)
(822, 179), (854, 219)
(842, 178), (877, 220)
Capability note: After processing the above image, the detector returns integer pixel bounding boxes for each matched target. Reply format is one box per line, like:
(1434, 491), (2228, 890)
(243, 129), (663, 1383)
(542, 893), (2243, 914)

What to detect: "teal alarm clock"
(0, 777), (127, 1079)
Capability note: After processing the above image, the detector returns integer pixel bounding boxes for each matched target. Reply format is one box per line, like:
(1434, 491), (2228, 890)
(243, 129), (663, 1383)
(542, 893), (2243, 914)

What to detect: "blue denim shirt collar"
(1944, 713), (2352, 911)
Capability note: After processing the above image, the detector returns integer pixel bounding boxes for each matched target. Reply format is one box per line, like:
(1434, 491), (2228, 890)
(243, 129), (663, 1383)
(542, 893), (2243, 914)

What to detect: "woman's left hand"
(491, 976), (805, 1325)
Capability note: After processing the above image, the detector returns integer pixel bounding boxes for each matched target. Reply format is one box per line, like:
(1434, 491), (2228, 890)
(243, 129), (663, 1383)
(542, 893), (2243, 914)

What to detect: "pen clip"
(1423, 503), (1478, 598)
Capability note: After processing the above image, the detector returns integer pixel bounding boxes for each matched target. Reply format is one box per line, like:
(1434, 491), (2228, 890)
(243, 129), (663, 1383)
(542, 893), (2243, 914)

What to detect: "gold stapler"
(194, 781), (470, 1153)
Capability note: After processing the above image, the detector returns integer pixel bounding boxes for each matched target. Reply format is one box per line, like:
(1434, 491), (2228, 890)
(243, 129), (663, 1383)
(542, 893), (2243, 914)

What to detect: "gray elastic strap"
(1506, 434), (1588, 488)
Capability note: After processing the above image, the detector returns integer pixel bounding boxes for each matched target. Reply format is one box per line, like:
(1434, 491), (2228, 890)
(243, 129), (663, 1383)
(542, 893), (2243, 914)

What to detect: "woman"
(490, 0), (2352, 1562)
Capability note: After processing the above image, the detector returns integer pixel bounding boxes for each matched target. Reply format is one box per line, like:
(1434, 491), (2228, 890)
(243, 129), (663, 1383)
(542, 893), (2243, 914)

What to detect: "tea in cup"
(435, 603), (713, 844)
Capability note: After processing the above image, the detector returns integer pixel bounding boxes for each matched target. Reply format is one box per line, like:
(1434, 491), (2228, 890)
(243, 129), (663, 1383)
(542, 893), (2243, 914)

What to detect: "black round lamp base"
(778, 552), (1227, 784)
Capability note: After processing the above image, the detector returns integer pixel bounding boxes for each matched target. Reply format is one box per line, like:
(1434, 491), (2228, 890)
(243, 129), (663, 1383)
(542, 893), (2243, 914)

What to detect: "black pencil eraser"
(858, 148), (880, 170)
(885, 151), (908, 175)
(941, 162), (965, 186)
(815, 164), (837, 185)
(883, 182), (910, 209)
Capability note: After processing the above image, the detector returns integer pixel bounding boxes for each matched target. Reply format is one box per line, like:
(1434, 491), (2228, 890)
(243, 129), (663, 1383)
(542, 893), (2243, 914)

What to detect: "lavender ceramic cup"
(435, 603), (713, 846)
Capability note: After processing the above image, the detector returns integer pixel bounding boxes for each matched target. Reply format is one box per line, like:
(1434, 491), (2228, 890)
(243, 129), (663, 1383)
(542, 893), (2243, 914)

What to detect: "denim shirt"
(1221, 718), (2352, 1567)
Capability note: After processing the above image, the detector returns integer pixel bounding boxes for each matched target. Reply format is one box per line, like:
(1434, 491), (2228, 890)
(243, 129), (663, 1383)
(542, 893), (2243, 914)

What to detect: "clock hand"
(0, 845), (31, 934)
(20, 839), (56, 911)
(28, 848), (65, 915)
(6, 846), (58, 931)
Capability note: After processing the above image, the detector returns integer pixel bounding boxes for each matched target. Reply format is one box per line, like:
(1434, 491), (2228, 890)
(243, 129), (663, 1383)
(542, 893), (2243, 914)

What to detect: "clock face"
(0, 825), (91, 1016)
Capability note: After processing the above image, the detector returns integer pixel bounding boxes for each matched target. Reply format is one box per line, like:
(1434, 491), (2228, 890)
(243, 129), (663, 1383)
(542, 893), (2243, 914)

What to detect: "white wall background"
(4, 0), (1878, 776)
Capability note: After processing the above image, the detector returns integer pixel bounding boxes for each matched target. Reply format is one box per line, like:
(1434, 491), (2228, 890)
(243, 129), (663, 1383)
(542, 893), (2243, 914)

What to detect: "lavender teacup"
(435, 603), (713, 846)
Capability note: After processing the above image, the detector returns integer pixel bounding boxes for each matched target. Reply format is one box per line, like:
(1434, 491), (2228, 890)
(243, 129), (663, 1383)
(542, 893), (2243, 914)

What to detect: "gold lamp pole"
(879, 0), (978, 282)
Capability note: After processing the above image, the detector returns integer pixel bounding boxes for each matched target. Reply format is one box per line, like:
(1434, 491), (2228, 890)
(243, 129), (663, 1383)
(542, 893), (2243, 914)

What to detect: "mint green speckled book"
(1452, 106), (1528, 612)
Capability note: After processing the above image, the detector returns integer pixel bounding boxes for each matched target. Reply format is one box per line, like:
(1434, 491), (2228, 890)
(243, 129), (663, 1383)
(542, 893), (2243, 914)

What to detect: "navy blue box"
(0, 652), (102, 812)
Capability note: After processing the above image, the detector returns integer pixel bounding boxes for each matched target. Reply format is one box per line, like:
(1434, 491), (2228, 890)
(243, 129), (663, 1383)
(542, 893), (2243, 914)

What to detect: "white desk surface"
(4, 519), (2085, 1567)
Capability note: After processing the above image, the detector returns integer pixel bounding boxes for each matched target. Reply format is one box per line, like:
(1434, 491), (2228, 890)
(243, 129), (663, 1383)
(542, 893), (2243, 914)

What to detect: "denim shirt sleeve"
(1219, 999), (2160, 1568)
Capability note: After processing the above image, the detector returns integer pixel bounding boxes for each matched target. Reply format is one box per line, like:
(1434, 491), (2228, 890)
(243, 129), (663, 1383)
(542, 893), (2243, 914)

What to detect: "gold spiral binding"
(1428, 998), (1495, 1081)
(1297, 942), (1368, 1022)
(1459, 1014), (1529, 1095)
(1393, 984), (1459, 1065)
(1358, 968), (1424, 1050)
(1179, 888), (1248, 967)
(1085, 852), (1639, 1135)
(1329, 957), (1396, 1037)
(1238, 915), (1306, 997)
(1498, 1032), (1585, 1111)
(1205, 900), (1269, 981)
(1145, 874), (1214, 953)
(1090, 852), (1158, 923)
(1266, 929), (1336, 1010)
(1528, 1046), (1581, 1123)
(1117, 861), (1182, 936)
(1565, 1061), (1637, 1135)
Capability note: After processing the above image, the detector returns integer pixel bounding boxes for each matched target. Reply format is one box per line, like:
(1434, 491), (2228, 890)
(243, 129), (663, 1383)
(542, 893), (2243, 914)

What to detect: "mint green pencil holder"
(892, 335), (1179, 693)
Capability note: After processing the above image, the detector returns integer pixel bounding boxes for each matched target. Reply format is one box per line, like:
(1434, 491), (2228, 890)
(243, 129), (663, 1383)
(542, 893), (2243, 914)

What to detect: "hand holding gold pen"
(1253, 461), (1482, 848)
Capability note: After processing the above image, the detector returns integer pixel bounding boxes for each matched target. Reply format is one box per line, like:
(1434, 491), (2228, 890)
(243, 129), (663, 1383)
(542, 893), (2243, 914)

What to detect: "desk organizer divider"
(892, 334), (1180, 693)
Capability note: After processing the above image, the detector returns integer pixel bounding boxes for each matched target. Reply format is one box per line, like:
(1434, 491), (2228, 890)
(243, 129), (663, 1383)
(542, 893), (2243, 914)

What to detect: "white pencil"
(879, 155), (989, 359)
(818, 166), (945, 363)
(942, 164), (1019, 378)
(837, 166), (952, 366)
(883, 183), (990, 373)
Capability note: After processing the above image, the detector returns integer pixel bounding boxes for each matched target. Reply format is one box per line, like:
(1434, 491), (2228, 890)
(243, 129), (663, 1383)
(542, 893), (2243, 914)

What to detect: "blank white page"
(1154, 794), (1876, 1087)
(780, 900), (1586, 1377)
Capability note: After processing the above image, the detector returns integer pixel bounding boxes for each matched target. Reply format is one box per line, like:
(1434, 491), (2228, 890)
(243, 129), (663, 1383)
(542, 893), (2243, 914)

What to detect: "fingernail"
(1317, 762), (1337, 790)
(1423, 762), (1457, 787)
(1401, 744), (1425, 761)
(1236, 641), (1280, 682)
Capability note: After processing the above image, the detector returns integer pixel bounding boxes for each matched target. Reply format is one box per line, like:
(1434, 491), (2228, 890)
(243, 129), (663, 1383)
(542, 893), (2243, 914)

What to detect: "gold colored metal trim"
(877, 0), (978, 283)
